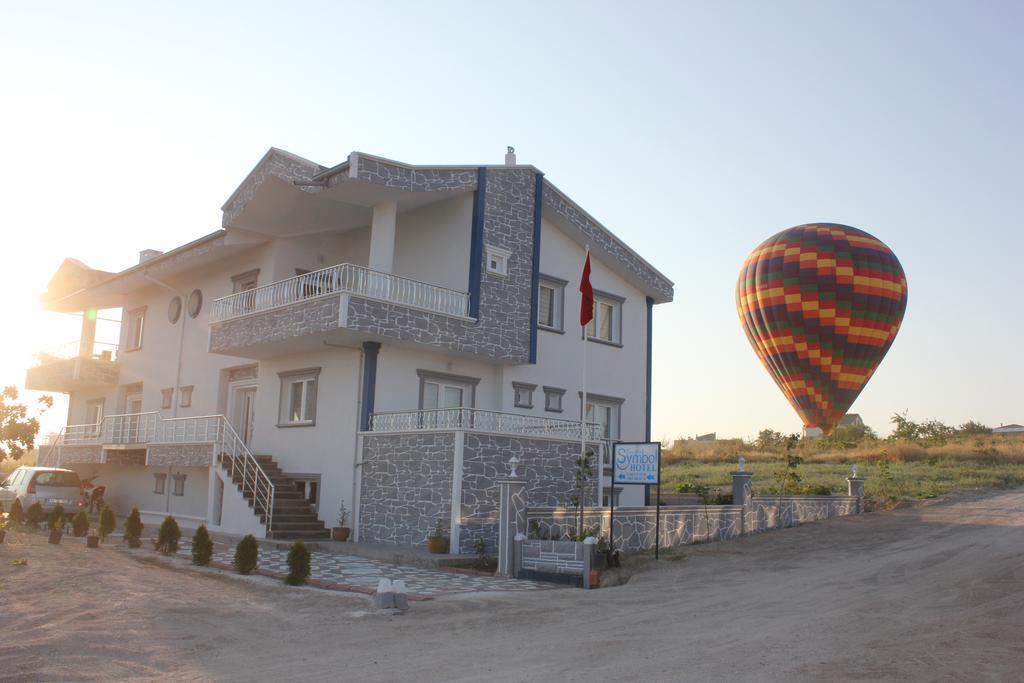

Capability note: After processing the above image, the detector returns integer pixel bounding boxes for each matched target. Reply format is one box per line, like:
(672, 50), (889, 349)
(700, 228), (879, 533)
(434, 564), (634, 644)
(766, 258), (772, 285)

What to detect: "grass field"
(659, 436), (1024, 509)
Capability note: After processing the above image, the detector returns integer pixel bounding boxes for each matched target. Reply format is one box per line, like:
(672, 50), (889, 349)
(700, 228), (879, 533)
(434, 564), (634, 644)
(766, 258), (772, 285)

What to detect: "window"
(125, 308), (145, 351)
(278, 368), (320, 426)
(538, 276), (566, 331)
(161, 388), (174, 410)
(187, 289), (203, 318)
(417, 370), (478, 417)
(583, 395), (624, 440)
(167, 297), (182, 324)
(179, 385), (193, 408)
(484, 244), (511, 277)
(543, 387), (565, 413)
(231, 269), (260, 294)
(85, 399), (104, 425)
(172, 473), (187, 496)
(153, 473), (166, 495)
(513, 382), (536, 409)
(585, 292), (624, 345)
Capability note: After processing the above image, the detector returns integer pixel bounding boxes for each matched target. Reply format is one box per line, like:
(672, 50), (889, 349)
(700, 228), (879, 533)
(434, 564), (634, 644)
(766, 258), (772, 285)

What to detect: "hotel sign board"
(612, 442), (660, 485)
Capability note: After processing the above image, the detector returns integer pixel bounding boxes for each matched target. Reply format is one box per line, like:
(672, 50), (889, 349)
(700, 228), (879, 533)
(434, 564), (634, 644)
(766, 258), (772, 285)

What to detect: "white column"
(368, 201), (397, 273)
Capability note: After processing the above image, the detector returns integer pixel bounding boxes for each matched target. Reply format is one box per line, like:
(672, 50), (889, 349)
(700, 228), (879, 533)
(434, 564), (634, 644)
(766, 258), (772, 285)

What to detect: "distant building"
(803, 414), (863, 439)
(694, 432), (716, 442)
(993, 424), (1024, 436)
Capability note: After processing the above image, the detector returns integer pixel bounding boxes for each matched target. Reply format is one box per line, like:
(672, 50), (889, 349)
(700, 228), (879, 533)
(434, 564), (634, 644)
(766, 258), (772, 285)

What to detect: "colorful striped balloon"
(736, 223), (908, 434)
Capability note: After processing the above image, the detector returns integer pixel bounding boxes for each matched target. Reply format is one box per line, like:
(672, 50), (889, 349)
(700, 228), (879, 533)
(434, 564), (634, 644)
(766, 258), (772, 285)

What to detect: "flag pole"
(580, 246), (590, 538)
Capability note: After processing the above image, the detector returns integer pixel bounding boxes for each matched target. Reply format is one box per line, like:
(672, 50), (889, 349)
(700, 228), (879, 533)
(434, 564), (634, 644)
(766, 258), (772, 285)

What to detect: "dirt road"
(3, 489), (1023, 681)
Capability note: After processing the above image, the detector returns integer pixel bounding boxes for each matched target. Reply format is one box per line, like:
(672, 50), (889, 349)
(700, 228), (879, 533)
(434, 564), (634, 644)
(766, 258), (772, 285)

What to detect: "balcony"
(208, 263), (474, 358)
(368, 408), (603, 441)
(24, 341), (120, 393)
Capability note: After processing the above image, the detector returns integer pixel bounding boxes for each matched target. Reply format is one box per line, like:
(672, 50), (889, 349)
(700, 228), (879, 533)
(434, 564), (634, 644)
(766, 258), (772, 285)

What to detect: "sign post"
(612, 442), (661, 558)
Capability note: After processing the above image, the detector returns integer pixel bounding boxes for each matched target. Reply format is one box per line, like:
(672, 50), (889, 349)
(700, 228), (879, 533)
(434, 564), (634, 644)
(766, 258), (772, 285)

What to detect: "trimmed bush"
(8, 499), (23, 525)
(72, 510), (90, 537)
(124, 507), (144, 548)
(26, 501), (44, 528)
(154, 516), (181, 555)
(48, 503), (66, 531)
(285, 541), (311, 586)
(191, 524), (214, 566)
(233, 534), (259, 575)
(99, 504), (116, 540)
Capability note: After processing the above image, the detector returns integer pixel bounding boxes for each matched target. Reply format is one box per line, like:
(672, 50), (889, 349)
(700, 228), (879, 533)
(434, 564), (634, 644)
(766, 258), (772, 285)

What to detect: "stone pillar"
(847, 476), (866, 513)
(368, 201), (397, 273)
(496, 477), (527, 577)
(731, 469), (753, 534)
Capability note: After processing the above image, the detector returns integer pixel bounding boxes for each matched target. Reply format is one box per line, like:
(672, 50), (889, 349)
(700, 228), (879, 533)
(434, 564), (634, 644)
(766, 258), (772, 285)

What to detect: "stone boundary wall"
(147, 443), (215, 468)
(527, 495), (860, 553)
(358, 432), (456, 546)
(56, 445), (104, 465)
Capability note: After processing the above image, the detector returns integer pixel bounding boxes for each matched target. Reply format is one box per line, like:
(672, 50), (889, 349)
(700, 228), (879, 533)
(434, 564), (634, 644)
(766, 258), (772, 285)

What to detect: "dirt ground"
(2, 489), (1023, 682)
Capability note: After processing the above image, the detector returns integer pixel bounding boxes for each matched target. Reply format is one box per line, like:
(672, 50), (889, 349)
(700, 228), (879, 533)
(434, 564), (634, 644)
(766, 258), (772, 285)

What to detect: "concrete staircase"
(222, 453), (331, 540)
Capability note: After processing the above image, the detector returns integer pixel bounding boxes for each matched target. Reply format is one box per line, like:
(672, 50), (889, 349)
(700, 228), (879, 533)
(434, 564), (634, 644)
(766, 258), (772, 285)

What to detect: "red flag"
(579, 251), (594, 327)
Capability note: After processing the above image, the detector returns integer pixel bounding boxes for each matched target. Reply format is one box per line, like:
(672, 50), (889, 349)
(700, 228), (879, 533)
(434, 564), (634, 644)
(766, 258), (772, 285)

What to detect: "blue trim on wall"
(645, 295), (654, 506)
(359, 341), (381, 432)
(528, 173), (545, 364)
(467, 167), (487, 319)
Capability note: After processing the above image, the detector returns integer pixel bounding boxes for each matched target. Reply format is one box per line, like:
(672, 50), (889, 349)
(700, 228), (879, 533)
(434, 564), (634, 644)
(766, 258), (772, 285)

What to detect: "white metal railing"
(369, 408), (604, 441)
(52, 412), (275, 531)
(35, 340), (119, 365)
(209, 262), (471, 323)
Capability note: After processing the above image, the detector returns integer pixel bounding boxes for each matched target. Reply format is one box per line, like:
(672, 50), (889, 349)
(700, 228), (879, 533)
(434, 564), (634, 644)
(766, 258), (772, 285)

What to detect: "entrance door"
(230, 385), (257, 447)
(122, 393), (144, 443)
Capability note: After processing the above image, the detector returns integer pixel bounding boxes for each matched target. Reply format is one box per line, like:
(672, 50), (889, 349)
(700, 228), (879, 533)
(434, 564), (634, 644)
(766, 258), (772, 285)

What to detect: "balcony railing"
(35, 340), (119, 365)
(368, 409), (603, 441)
(210, 262), (472, 323)
(52, 412), (275, 531)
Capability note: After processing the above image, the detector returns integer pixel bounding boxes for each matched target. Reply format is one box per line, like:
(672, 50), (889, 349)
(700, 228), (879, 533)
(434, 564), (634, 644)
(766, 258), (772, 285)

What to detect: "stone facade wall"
(457, 433), (596, 554)
(24, 357), (119, 393)
(359, 432), (455, 546)
(105, 450), (146, 466)
(518, 539), (588, 575)
(56, 445), (104, 465)
(350, 157), (478, 192)
(544, 183), (674, 302)
(209, 296), (340, 354)
(147, 444), (215, 468)
(222, 148), (323, 227)
(747, 495), (859, 533)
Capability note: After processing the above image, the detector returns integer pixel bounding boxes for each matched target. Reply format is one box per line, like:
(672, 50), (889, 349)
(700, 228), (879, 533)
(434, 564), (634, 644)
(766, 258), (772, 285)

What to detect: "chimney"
(139, 249), (163, 264)
(504, 146), (516, 166)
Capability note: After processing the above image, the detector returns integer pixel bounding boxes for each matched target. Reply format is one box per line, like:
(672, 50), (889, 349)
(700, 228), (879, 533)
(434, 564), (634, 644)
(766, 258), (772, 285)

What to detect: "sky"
(0, 1), (1021, 442)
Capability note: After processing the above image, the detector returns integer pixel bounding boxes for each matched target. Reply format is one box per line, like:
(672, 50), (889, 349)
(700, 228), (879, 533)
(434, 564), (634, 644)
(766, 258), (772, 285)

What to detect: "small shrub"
(285, 540), (311, 585)
(26, 501), (44, 528)
(233, 534), (259, 575)
(804, 484), (834, 495)
(48, 503), (66, 531)
(191, 525), (214, 566)
(72, 510), (90, 537)
(153, 516), (181, 555)
(8, 499), (25, 526)
(124, 507), (144, 548)
(99, 504), (116, 540)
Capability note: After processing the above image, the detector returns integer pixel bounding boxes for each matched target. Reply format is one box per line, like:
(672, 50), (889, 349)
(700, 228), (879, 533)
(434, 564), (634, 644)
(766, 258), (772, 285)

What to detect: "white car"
(0, 466), (82, 517)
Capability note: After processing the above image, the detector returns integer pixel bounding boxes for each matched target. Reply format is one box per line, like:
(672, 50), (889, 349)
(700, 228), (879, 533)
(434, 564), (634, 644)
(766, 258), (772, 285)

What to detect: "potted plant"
(86, 528), (100, 548)
(48, 503), (65, 544)
(332, 500), (350, 542)
(427, 518), (449, 554)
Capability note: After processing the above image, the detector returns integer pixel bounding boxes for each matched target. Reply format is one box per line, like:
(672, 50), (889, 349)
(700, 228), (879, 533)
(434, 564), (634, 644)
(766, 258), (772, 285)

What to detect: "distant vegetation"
(661, 414), (1024, 509)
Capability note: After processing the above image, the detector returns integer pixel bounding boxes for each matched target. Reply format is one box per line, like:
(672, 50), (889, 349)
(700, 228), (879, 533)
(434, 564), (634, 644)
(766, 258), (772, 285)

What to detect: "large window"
(537, 276), (566, 332)
(417, 370), (478, 411)
(584, 395), (623, 440)
(125, 308), (146, 351)
(585, 292), (623, 345)
(278, 368), (320, 426)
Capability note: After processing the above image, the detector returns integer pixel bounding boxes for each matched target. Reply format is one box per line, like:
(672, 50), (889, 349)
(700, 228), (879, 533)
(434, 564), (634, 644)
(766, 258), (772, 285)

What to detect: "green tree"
(98, 504), (116, 540)
(71, 510), (90, 537)
(26, 501), (44, 528)
(285, 540), (311, 586)
(48, 503), (66, 531)
(889, 411), (920, 441)
(154, 516), (181, 555)
(0, 387), (53, 462)
(124, 506), (144, 548)
(754, 429), (785, 451)
(191, 524), (214, 566)
(8, 499), (25, 525)
(233, 534), (259, 575)
(958, 420), (991, 436)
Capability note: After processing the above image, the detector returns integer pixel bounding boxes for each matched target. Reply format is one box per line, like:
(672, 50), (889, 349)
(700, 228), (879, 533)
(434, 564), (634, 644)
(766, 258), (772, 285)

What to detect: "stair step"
(268, 529), (332, 540)
(270, 521), (328, 531)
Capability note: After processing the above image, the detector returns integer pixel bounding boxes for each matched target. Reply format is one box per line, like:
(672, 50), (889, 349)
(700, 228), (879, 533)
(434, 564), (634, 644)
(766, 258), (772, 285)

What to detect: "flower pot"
(48, 529), (63, 544)
(86, 535), (100, 548)
(427, 536), (450, 554)
(332, 527), (351, 542)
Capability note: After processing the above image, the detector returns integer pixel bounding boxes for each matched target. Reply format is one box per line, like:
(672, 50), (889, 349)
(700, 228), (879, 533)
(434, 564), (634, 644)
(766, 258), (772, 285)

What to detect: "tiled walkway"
(176, 540), (557, 597)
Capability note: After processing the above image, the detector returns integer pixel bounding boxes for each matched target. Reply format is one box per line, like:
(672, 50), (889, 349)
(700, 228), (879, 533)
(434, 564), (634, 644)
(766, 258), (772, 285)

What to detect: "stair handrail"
(211, 418), (276, 534)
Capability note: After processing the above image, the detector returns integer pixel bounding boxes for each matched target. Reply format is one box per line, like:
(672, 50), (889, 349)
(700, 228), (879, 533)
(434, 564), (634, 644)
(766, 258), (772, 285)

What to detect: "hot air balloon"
(736, 223), (908, 435)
